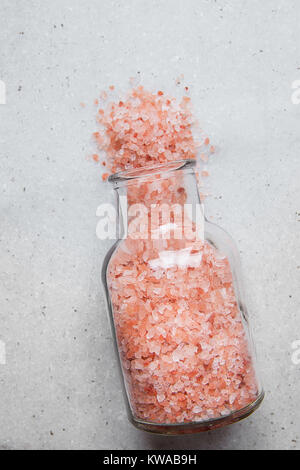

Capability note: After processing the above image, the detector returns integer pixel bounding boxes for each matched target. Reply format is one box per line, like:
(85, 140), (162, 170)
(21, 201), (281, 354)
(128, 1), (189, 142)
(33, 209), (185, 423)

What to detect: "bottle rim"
(108, 159), (196, 185)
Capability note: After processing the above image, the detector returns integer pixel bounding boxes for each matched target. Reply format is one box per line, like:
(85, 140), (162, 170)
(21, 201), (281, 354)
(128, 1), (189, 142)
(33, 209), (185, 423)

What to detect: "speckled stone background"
(0, 0), (299, 450)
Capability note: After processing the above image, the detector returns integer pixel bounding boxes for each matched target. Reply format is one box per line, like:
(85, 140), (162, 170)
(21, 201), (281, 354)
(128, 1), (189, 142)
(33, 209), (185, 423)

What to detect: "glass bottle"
(102, 159), (264, 434)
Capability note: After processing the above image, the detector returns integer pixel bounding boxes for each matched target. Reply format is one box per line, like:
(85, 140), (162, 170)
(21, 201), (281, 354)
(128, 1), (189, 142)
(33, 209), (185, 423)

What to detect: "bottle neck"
(115, 168), (204, 243)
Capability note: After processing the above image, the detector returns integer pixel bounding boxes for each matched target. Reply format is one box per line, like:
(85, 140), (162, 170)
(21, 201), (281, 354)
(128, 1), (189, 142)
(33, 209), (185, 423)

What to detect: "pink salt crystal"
(92, 153), (99, 162)
(192, 405), (203, 413)
(157, 393), (165, 403)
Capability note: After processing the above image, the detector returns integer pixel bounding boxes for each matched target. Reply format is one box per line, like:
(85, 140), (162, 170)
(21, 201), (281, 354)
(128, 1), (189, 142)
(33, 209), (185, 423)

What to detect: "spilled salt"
(93, 86), (213, 174)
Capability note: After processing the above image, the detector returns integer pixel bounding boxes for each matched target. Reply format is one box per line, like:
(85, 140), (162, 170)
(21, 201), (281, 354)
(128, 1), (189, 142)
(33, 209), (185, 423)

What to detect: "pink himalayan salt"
(93, 86), (212, 174)
(95, 85), (258, 423)
(107, 236), (259, 424)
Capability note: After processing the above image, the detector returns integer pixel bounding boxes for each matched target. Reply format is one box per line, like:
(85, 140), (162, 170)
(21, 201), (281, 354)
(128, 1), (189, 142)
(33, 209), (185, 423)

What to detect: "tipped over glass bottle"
(102, 159), (264, 434)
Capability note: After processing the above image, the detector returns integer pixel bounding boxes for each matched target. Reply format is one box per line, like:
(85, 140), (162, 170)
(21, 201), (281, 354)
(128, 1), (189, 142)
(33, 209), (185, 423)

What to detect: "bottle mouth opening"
(108, 159), (196, 185)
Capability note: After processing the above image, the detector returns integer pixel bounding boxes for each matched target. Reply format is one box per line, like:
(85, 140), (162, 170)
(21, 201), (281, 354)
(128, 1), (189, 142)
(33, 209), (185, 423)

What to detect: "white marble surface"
(0, 0), (299, 450)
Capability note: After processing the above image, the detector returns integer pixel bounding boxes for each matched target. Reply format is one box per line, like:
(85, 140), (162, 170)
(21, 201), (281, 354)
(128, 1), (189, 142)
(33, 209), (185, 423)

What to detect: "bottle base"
(129, 391), (265, 435)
